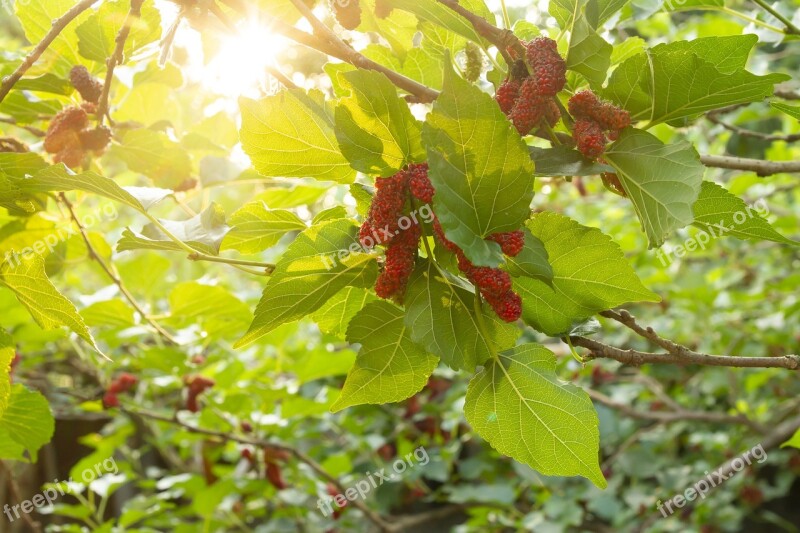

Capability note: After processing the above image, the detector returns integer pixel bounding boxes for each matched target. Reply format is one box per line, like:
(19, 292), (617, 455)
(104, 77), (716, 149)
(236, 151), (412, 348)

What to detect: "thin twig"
(750, 0), (800, 35)
(0, 461), (44, 533)
(0, 117), (46, 137)
(59, 193), (178, 345)
(586, 389), (764, 431)
(97, 0), (145, 125)
(0, 0), (99, 104)
(434, 0), (520, 66)
(774, 87), (800, 100)
(706, 115), (800, 142)
(124, 408), (394, 532)
(699, 155), (800, 176)
(569, 336), (800, 370)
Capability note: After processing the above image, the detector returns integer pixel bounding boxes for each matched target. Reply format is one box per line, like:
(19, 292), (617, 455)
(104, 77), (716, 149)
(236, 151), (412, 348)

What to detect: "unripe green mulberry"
(464, 42), (482, 83)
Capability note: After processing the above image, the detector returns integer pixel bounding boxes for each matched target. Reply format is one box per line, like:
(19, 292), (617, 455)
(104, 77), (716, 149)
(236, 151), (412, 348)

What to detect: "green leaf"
(0, 252), (103, 354)
(15, 74), (73, 95)
(80, 299), (136, 328)
(782, 428), (800, 450)
(235, 220), (378, 348)
(528, 146), (615, 177)
(118, 204), (230, 256)
(692, 182), (797, 245)
(331, 301), (439, 411)
(772, 102), (800, 120)
(334, 70), (425, 176)
(464, 343), (606, 488)
(221, 203), (306, 254)
(603, 39), (790, 127)
(504, 229), (553, 283)
(111, 129), (192, 189)
(423, 63), (536, 267)
(15, 165), (170, 213)
(384, 0), (489, 46)
(312, 287), (377, 337)
(604, 128), (705, 248)
(312, 206), (348, 225)
(0, 385), (55, 462)
(16, 0), (87, 72)
(566, 12), (612, 87)
(404, 261), (520, 372)
(0, 328), (13, 418)
(240, 90), (355, 183)
(515, 213), (660, 336)
(76, 0), (161, 63)
(257, 185), (330, 209)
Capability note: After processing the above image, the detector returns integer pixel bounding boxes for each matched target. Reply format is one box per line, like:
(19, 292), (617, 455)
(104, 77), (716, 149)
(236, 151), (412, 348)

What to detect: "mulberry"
(508, 78), (550, 135)
(374, 0), (392, 18)
(495, 79), (520, 115)
(568, 90), (630, 139)
(44, 106), (88, 154)
(69, 65), (103, 104)
(375, 224), (420, 300)
(485, 291), (522, 322)
(573, 118), (607, 159)
(79, 126), (112, 152)
(568, 90), (600, 119)
(360, 170), (409, 247)
(464, 42), (482, 83)
(525, 37), (566, 97)
(331, 0), (361, 30)
(487, 230), (525, 257)
(432, 217), (459, 253)
(408, 163), (433, 203)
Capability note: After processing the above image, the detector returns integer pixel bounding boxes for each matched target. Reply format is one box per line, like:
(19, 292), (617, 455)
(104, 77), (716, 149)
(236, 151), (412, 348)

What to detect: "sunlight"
(195, 21), (288, 98)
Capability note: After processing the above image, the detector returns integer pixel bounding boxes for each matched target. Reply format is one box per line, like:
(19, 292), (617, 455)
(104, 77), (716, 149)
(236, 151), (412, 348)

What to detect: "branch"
(0, 116), (46, 137)
(0, 461), (43, 533)
(699, 155), (800, 176)
(0, 0), (99, 104)
(569, 336), (800, 370)
(706, 115), (800, 142)
(586, 389), (764, 431)
(434, 0), (520, 65)
(59, 194), (179, 345)
(774, 87), (800, 100)
(97, 0), (144, 125)
(750, 0), (800, 35)
(125, 408), (394, 532)
(286, 0), (439, 103)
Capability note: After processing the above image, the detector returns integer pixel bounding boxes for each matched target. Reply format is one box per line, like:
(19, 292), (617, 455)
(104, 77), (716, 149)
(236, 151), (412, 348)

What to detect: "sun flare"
(192, 21), (288, 98)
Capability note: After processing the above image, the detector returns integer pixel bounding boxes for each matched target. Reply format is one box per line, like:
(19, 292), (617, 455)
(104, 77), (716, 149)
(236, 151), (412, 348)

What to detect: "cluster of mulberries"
(69, 66), (103, 104)
(184, 375), (215, 413)
(568, 90), (630, 159)
(43, 104), (111, 168)
(359, 163), (430, 301)
(331, 0), (361, 30)
(433, 219), (525, 323)
(495, 37), (565, 136)
(102, 373), (138, 409)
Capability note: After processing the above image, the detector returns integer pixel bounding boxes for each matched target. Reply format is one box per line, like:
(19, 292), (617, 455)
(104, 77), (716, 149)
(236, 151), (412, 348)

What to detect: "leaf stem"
(473, 291), (498, 360)
(499, 0), (511, 30)
(97, 0), (144, 125)
(749, 0), (800, 34)
(718, 6), (784, 33)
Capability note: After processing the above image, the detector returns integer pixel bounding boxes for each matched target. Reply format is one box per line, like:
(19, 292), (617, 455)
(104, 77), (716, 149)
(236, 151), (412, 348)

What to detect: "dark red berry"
(573, 118), (607, 159)
(79, 126), (112, 152)
(495, 79), (521, 115)
(331, 0), (361, 30)
(524, 37), (566, 97)
(407, 163), (433, 203)
(69, 66), (104, 104)
(487, 230), (524, 257)
(102, 391), (120, 409)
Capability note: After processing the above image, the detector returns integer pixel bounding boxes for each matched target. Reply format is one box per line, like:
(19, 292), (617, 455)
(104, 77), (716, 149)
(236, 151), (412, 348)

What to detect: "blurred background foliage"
(0, 0), (799, 531)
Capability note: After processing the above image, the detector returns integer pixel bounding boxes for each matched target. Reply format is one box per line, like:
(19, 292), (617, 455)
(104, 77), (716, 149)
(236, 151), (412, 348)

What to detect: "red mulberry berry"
(485, 291), (522, 322)
(54, 148), (85, 168)
(525, 37), (566, 97)
(495, 79), (521, 115)
(69, 65), (104, 104)
(331, 0), (361, 30)
(375, 227), (418, 300)
(433, 217), (459, 253)
(44, 106), (88, 154)
(487, 230), (525, 257)
(568, 90), (600, 119)
(408, 163), (433, 203)
(102, 391), (120, 409)
(79, 126), (112, 152)
(374, 0), (392, 18)
(363, 171), (409, 245)
(573, 118), (607, 159)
